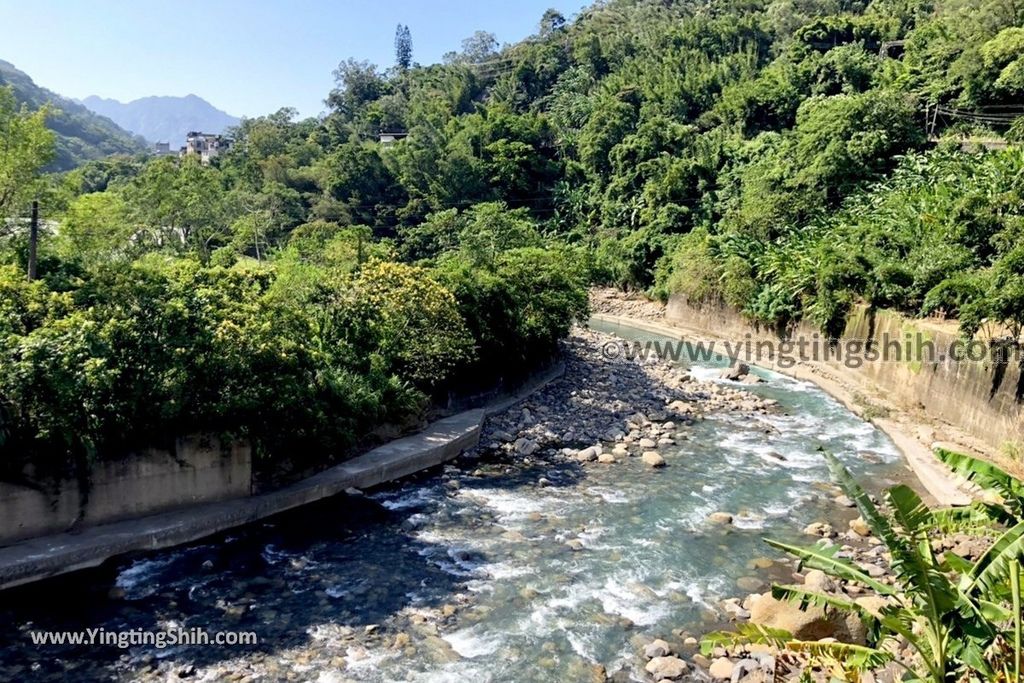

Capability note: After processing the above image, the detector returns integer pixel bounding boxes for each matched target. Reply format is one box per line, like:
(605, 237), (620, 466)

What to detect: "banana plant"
(702, 451), (1024, 682)
(934, 447), (1024, 523)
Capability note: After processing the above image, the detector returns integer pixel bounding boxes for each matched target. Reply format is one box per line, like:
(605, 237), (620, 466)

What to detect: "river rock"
(854, 596), (890, 618)
(748, 592), (866, 644)
(514, 438), (540, 456)
(803, 522), (835, 537)
(639, 437), (657, 449)
(834, 494), (855, 508)
(803, 569), (835, 594)
(736, 576), (764, 592)
(643, 639), (672, 658)
(641, 452), (666, 468)
(708, 657), (734, 679)
(720, 362), (750, 381)
(575, 446), (599, 462)
(597, 453), (617, 464)
(860, 562), (886, 578)
(948, 534), (990, 559)
(707, 512), (733, 525)
(848, 517), (871, 537)
(667, 400), (695, 415)
(644, 655), (688, 680)
(722, 601), (750, 620)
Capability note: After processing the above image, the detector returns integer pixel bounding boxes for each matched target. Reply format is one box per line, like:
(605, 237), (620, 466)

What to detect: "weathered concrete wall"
(0, 362), (565, 590)
(664, 295), (1024, 450)
(0, 436), (251, 544)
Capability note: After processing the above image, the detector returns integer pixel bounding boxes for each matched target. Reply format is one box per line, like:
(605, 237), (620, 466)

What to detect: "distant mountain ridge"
(0, 59), (146, 171)
(80, 94), (240, 148)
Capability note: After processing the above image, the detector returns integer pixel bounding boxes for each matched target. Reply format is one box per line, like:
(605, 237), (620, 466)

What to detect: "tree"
(0, 87), (54, 229)
(539, 9), (567, 37)
(58, 191), (132, 267)
(457, 202), (541, 267)
(461, 31), (499, 64)
(326, 59), (390, 121)
(394, 24), (413, 71)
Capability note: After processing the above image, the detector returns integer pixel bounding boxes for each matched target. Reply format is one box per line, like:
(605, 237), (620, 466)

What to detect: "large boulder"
(645, 656), (688, 680)
(643, 639), (672, 659)
(642, 451), (666, 468)
(719, 361), (750, 381)
(803, 569), (835, 594)
(707, 512), (734, 525)
(748, 592), (866, 644)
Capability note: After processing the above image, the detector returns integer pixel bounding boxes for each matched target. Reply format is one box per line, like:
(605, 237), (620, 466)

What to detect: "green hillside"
(1, 0), (1023, 472)
(0, 59), (145, 171)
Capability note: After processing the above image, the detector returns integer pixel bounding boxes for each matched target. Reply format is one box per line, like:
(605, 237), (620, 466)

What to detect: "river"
(0, 321), (916, 682)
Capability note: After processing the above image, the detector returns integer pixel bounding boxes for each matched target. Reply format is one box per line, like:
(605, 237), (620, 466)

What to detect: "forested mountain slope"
(0, 60), (145, 171)
(1, 0), (1023, 472)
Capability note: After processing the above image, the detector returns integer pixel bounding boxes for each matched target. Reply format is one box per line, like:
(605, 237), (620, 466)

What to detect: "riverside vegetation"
(0, 0), (1023, 680)
(3, 0), (1023, 477)
(690, 448), (1024, 683)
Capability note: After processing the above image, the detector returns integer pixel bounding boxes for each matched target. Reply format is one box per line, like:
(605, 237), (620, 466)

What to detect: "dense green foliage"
(2, 0), (1023, 469)
(0, 60), (145, 172)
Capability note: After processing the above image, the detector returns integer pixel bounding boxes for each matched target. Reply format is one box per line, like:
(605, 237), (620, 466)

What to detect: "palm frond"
(825, 452), (898, 545)
(700, 623), (793, 655)
(785, 640), (895, 672)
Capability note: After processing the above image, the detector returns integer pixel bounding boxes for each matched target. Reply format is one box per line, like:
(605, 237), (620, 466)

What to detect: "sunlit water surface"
(0, 321), (915, 682)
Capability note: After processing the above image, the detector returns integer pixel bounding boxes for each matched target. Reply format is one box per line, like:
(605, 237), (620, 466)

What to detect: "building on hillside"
(153, 142), (176, 156)
(181, 131), (231, 163)
(378, 130), (408, 146)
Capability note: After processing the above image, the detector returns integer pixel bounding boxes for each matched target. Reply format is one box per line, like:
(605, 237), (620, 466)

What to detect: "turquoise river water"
(0, 320), (916, 682)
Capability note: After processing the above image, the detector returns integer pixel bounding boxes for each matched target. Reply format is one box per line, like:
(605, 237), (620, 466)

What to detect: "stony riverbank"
(0, 322), (922, 683)
(40, 326), (781, 683)
(629, 501), (993, 683)
(103, 327), (782, 679)
(586, 291), (1000, 681)
(466, 327), (779, 469)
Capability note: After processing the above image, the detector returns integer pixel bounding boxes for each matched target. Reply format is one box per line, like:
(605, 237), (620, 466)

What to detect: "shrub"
(435, 246), (588, 387)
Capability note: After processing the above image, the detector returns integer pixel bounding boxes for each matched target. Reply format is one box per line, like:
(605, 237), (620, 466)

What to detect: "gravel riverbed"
(0, 325), (922, 682)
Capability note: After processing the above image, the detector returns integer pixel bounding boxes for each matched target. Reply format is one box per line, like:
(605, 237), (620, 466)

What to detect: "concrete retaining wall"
(0, 362), (564, 590)
(0, 436), (251, 544)
(664, 296), (1024, 450)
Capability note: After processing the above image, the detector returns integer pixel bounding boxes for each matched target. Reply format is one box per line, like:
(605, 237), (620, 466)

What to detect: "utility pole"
(27, 200), (38, 281)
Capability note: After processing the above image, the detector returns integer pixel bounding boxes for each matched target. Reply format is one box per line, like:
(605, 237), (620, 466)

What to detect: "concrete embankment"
(589, 293), (1015, 506)
(0, 363), (564, 591)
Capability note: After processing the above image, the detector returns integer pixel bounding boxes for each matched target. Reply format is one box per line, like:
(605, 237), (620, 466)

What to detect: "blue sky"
(0, 0), (586, 119)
